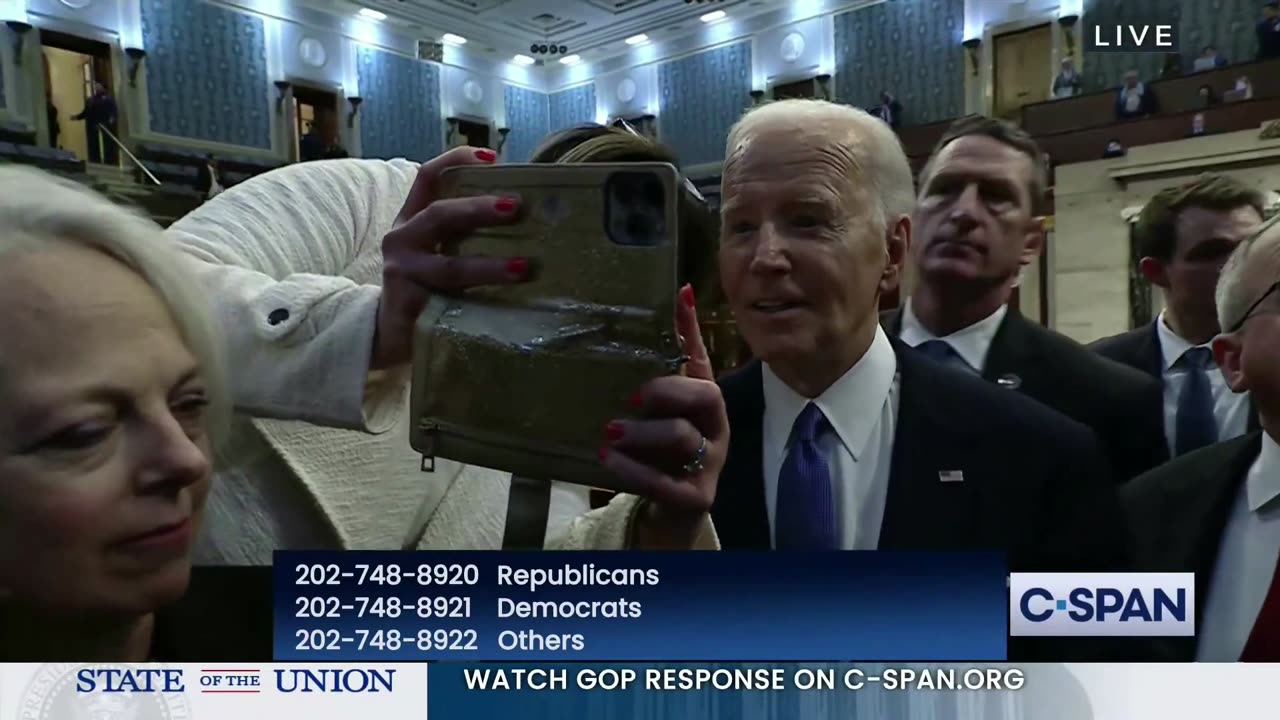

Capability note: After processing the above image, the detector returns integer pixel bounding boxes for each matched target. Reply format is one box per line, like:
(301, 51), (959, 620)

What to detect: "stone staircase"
(86, 162), (201, 227)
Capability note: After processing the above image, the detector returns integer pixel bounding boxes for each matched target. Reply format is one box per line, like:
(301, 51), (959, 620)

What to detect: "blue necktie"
(915, 339), (974, 373)
(1175, 347), (1218, 456)
(775, 403), (838, 550)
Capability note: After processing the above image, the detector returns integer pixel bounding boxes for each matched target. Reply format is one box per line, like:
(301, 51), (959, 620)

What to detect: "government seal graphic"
(17, 665), (192, 720)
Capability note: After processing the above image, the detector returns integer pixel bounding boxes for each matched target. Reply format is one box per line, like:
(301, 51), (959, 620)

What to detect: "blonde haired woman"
(0, 167), (269, 660)
(168, 130), (725, 561)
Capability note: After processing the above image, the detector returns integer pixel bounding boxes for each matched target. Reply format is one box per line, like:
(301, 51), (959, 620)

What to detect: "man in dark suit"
(1091, 175), (1263, 460)
(711, 99), (1123, 581)
(870, 91), (903, 129)
(1258, 1), (1280, 61)
(881, 115), (1166, 482)
(1123, 214), (1280, 661)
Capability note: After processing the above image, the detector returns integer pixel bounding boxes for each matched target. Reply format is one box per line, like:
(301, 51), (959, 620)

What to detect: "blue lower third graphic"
(272, 551), (1009, 661)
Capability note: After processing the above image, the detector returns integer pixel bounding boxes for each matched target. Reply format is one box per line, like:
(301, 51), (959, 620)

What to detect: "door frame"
(992, 22), (1052, 121)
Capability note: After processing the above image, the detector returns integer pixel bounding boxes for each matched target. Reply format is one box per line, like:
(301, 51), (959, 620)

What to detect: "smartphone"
(409, 163), (685, 492)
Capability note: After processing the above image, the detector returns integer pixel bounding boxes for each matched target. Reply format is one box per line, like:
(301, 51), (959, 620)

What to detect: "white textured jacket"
(165, 158), (715, 562)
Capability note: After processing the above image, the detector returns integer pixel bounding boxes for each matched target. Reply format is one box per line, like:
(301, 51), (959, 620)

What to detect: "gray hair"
(1216, 212), (1280, 331)
(723, 99), (916, 231)
(0, 166), (229, 447)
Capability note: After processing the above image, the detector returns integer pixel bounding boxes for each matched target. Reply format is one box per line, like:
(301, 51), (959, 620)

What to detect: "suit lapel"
(879, 341), (982, 550)
(981, 311), (1040, 391)
(1139, 322), (1165, 378)
(712, 361), (771, 549)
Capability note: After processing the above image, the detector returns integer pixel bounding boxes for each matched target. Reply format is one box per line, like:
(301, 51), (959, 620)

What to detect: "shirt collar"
(1155, 311), (1211, 371)
(899, 298), (1008, 373)
(761, 325), (898, 461)
(1247, 432), (1280, 512)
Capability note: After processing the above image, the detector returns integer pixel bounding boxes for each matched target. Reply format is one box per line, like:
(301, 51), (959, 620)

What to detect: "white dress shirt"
(761, 326), (899, 550)
(899, 299), (1009, 374)
(1196, 433), (1280, 661)
(1156, 312), (1251, 452)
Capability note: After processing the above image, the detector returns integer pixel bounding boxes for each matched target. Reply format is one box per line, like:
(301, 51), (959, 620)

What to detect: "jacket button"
(268, 308), (289, 325)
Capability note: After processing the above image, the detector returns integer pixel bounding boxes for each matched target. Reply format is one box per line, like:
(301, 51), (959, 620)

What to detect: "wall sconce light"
(496, 127), (510, 153)
(815, 73), (832, 101)
(962, 38), (981, 77)
(274, 80), (291, 113)
(346, 96), (362, 128)
(1058, 14), (1079, 58)
(125, 47), (146, 88)
(749, 89), (765, 106)
(6, 21), (32, 67)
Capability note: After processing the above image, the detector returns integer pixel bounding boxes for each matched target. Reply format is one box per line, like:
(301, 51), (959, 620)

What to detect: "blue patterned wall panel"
(657, 41), (752, 166)
(548, 84), (597, 133)
(1082, 0), (1259, 92)
(356, 46), (443, 162)
(833, 0), (964, 125)
(503, 84), (549, 162)
(141, 0), (271, 149)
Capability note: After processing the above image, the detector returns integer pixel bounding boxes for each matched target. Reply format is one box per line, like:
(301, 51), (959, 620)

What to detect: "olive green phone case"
(410, 163), (684, 492)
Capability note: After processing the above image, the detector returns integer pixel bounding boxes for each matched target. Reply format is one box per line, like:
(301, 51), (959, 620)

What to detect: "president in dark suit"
(881, 115), (1166, 483)
(1091, 175), (1263, 459)
(1123, 214), (1280, 661)
(711, 100), (1123, 579)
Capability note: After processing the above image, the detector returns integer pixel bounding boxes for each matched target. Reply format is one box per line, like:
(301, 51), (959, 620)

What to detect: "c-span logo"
(19, 664), (193, 720)
(1009, 572), (1195, 637)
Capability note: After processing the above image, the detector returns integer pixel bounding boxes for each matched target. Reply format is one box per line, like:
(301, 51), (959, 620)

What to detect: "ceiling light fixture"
(512, 54), (535, 65)
(700, 10), (726, 22)
(442, 33), (467, 45)
(358, 7), (387, 21)
(560, 54), (581, 64)
(625, 33), (649, 45)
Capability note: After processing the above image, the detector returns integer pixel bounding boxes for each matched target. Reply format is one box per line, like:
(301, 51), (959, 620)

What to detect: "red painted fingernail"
(680, 284), (696, 308)
(605, 421), (624, 441)
(475, 149), (496, 162)
(629, 390), (644, 409)
(598, 446), (610, 461)
(507, 258), (529, 277)
(495, 197), (517, 213)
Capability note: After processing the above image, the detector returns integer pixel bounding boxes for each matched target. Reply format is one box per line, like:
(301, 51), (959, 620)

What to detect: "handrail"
(98, 126), (162, 186)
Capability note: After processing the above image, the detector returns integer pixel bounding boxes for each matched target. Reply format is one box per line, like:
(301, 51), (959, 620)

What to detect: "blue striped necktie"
(775, 403), (838, 550)
(1175, 346), (1218, 455)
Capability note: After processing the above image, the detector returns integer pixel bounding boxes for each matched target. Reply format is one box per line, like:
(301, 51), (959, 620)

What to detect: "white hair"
(0, 166), (229, 447)
(723, 99), (916, 231)
(1216, 213), (1280, 331)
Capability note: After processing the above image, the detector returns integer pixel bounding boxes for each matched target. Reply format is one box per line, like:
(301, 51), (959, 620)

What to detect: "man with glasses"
(1122, 214), (1280, 661)
(1093, 174), (1264, 459)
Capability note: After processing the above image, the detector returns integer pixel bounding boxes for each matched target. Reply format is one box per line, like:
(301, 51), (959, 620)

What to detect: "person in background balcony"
(1116, 71), (1158, 119)
(0, 167), (270, 661)
(1198, 84), (1219, 108)
(870, 91), (903, 129)
(1193, 45), (1230, 72)
(165, 129), (724, 562)
(1257, 0), (1280, 61)
(1051, 58), (1082, 99)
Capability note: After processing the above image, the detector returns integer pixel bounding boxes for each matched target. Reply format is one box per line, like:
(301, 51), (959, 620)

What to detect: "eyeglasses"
(1227, 279), (1280, 333)
(609, 117), (709, 207)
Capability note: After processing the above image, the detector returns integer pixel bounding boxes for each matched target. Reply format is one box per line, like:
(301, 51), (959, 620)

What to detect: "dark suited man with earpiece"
(880, 116), (1167, 483)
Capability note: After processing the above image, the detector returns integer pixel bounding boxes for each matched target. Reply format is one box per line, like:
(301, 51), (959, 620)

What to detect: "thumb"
(676, 284), (714, 381)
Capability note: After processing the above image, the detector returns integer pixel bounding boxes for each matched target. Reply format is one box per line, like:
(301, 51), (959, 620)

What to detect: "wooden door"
(993, 25), (1052, 121)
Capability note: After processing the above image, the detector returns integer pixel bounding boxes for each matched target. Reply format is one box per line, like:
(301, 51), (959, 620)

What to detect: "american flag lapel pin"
(938, 470), (964, 483)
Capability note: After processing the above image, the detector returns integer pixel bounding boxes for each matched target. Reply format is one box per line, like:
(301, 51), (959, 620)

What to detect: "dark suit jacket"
(196, 164), (215, 195)
(1090, 322), (1261, 456)
(713, 341), (1125, 568)
(883, 308), (1168, 482)
(152, 566), (274, 660)
(1119, 432), (1263, 661)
